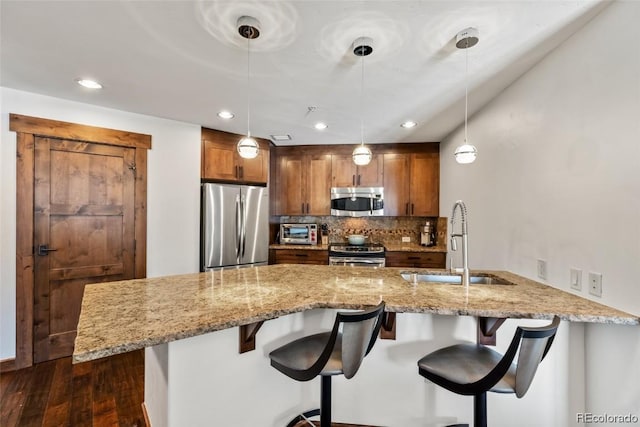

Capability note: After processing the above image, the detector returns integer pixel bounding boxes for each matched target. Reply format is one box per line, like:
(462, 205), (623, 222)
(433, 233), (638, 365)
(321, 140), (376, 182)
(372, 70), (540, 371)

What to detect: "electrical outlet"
(402, 236), (411, 243)
(570, 268), (582, 291)
(537, 259), (547, 280)
(589, 272), (602, 297)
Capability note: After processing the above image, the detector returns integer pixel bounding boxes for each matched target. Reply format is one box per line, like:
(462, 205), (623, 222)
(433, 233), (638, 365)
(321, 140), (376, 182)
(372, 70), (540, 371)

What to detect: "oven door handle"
(329, 257), (385, 267)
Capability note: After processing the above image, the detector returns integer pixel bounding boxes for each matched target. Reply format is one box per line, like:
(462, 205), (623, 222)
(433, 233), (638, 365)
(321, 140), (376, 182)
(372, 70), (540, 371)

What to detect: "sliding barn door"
(33, 137), (137, 363)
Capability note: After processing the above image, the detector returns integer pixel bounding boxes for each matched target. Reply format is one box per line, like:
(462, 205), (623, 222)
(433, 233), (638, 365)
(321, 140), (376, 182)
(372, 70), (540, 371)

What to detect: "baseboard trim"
(142, 402), (151, 427)
(0, 357), (16, 373)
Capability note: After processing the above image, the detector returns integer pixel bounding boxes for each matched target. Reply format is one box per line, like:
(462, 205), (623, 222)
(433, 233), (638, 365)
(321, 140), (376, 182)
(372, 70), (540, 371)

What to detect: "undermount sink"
(400, 272), (512, 285)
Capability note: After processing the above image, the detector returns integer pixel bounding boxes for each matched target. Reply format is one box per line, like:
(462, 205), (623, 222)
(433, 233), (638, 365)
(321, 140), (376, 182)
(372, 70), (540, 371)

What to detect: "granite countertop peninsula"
(74, 265), (639, 363)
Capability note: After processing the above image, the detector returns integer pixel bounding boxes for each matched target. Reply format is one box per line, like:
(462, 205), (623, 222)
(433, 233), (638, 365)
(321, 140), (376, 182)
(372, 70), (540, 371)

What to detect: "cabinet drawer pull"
(408, 256), (420, 260)
(295, 253), (309, 257)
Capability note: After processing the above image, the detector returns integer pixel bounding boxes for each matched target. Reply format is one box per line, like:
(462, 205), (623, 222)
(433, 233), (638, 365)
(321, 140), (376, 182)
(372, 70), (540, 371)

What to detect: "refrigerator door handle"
(240, 195), (247, 257)
(235, 196), (242, 260)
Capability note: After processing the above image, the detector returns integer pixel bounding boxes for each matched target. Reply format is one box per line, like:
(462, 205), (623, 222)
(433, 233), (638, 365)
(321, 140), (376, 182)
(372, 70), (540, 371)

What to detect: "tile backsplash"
(272, 216), (447, 248)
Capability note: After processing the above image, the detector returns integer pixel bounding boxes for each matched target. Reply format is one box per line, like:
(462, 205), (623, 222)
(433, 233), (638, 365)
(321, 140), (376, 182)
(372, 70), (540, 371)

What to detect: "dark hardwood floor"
(1, 350), (144, 427)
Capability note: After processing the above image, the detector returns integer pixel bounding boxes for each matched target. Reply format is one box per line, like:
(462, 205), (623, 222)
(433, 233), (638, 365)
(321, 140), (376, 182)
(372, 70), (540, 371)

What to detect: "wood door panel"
(33, 136), (136, 363)
(202, 139), (237, 181)
(331, 155), (357, 187)
(307, 155), (332, 215)
(410, 152), (439, 216)
(239, 148), (269, 183)
(49, 216), (124, 269)
(279, 156), (304, 215)
(383, 153), (410, 216)
(357, 154), (383, 187)
(50, 148), (126, 207)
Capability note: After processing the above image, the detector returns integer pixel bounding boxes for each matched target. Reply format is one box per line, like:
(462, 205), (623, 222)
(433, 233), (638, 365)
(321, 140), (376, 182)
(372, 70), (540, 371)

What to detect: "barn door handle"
(37, 244), (57, 256)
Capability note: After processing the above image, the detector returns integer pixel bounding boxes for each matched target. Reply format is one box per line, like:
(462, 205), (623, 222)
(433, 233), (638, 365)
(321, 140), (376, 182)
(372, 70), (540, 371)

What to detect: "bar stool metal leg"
(321, 376), (331, 427)
(474, 393), (487, 427)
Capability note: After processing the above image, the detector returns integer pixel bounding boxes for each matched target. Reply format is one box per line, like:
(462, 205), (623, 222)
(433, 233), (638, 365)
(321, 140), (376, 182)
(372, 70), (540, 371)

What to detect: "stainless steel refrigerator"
(201, 183), (269, 271)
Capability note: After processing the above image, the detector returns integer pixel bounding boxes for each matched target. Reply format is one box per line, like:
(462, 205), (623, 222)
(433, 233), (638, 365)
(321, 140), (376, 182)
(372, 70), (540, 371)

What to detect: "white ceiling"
(1, 0), (608, 146)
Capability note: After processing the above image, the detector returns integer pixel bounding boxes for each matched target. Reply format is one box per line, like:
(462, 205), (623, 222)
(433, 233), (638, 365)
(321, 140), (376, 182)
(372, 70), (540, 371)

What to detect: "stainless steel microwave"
(330, 187), (384, 217)
(280, 223), (318, 245)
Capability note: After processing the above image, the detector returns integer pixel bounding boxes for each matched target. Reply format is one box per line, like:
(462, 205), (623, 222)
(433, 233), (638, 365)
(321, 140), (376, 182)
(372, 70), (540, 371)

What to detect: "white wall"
(0, 87), (202, 359)
(440, 0), (640, 423)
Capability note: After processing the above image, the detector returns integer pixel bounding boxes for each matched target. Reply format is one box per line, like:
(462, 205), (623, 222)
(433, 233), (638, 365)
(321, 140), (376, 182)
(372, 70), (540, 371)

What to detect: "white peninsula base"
(143, 310), (571, 427)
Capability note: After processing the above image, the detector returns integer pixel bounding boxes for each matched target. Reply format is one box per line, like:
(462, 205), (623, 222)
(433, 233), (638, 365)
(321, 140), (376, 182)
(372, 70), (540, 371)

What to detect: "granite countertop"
(383, 243), (447, 253)
(269, 244), (329, 250)
(73, 265), (639, 363)
(269, 243), (447, 253)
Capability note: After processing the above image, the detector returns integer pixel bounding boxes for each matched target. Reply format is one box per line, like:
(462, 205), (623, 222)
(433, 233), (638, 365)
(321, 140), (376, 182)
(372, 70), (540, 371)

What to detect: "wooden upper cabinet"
(276, 152), (331, 215)
(383, 153), (411, 216)
(331, 154), (383, 187)
(409, 152), (439, 216)
(201, 128), (269, 184)
(307, 155), (332, 215)
(383, 151), (439, 217)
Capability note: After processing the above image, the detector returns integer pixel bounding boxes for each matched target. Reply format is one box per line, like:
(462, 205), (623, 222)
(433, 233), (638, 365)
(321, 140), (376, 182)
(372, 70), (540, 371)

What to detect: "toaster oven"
(280, 223), (318, 245)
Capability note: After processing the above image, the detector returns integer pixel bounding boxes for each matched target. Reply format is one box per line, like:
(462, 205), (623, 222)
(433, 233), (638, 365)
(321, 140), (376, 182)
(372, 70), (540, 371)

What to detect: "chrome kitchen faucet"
(450, 200), (470, 288)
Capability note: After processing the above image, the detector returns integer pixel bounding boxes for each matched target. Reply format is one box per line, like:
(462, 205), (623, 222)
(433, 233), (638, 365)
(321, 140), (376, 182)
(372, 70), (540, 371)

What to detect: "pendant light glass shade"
(352, 36), (373, 166)
(352, 144), (373, 165)
(237, 136), (259, 159)
(454, 143), (477, 164)
(237, 16), (260, 160)
(454, 27), (479, 165)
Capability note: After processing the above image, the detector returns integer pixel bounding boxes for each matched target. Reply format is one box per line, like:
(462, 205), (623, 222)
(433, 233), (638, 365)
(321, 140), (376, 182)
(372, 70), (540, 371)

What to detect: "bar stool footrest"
(286, 408), (320, 427)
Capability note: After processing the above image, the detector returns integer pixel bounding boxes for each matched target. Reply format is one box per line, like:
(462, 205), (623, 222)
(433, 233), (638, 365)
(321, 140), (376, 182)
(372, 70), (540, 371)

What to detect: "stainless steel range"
(328, 243), (385, 268)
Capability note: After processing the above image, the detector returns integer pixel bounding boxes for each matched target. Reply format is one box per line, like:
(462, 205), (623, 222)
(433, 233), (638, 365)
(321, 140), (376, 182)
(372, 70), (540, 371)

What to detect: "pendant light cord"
(246, 32), (251, 138)
(360, 45), (365, 146)
(464, 38), (469, 144)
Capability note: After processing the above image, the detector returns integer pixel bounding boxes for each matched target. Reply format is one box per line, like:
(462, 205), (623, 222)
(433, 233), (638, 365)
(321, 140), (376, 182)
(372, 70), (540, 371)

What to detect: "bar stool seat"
(269, 302), (385, 427)
(418, 316), (560, 427)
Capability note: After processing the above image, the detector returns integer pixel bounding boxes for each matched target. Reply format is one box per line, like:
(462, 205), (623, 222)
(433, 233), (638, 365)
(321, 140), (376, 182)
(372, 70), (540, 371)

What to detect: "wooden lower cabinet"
(270, 249), (328, 265)
(385, 251), (446, 268)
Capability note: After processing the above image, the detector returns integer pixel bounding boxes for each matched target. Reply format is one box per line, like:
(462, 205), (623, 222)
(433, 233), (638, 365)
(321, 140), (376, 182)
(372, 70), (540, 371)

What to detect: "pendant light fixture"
(352, 36), (373, 166)
(454, 27), (479, 165)
(236, 16), (260, 159)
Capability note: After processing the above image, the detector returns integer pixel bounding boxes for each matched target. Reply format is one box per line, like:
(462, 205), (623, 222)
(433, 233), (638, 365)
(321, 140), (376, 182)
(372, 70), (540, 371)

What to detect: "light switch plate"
(570, 268), (582, 291)
(402, 236), (410, 243)
(537, 259), (547, 280)
(589, 272), (602, 297)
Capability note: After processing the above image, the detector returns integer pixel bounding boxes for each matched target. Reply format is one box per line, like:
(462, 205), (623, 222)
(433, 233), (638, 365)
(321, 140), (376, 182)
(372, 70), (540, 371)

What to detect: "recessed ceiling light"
(401, 121), (417, 128)
(217, 110), (234, 119)
(270, 134), (292, 141)
(75, 78), (103, 89)
(314, 122), (328, 130)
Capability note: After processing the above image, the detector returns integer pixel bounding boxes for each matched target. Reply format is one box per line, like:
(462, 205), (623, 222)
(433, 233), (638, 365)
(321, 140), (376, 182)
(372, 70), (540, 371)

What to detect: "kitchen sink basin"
(400, 273), (512, 285)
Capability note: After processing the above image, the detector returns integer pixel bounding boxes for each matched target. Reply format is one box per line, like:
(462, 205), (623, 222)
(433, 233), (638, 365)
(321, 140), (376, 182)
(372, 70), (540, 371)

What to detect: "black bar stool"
(417, 316), (561, 427)
(269, 302), (385, 427)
